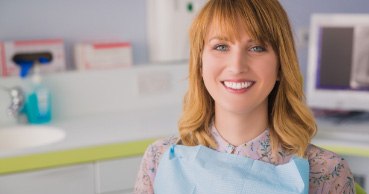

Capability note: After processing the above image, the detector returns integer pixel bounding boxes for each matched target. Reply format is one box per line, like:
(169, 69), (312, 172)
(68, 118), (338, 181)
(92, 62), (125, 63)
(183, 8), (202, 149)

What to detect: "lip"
(221, 79), (255, 94)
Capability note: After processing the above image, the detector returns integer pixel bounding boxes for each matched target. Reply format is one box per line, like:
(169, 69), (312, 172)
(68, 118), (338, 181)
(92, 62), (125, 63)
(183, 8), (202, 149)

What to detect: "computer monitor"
(306, 14), (369, 112)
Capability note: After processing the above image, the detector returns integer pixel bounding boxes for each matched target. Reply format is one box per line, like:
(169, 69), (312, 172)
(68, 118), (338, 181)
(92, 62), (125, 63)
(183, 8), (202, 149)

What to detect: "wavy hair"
(178, 0), (317, 157)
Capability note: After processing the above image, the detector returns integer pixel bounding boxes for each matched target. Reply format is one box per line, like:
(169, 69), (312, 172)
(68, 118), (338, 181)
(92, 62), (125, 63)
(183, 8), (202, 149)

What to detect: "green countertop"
(319, 145), (369, 158)
(0, 138), (156, 174)
(1, 138), (368, 175)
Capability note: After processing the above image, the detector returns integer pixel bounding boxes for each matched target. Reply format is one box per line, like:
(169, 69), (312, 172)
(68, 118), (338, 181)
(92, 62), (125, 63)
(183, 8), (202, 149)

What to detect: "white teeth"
(224, 81), (253, 89)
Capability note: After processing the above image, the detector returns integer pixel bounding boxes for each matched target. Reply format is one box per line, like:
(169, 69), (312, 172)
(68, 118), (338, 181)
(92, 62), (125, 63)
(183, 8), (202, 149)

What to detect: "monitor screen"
(306, 14), (369, 111)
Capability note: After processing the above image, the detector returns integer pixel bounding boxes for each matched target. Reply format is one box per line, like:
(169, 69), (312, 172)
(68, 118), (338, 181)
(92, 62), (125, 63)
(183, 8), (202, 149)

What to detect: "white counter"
(0, 105), (181, 158)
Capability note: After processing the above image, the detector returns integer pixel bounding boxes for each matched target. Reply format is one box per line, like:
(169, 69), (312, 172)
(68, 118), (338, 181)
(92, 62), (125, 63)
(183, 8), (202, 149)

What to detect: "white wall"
(0, 64), (188, 126)
(0, 0), (148, 68)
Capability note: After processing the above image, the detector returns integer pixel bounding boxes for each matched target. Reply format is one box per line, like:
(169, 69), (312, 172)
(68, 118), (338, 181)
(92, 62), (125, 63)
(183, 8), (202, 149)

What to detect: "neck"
(214, 104), (268, 146)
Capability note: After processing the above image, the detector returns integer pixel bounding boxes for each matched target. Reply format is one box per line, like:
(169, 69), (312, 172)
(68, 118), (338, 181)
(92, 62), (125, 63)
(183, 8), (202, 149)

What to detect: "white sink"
(0, 125), (66, 152)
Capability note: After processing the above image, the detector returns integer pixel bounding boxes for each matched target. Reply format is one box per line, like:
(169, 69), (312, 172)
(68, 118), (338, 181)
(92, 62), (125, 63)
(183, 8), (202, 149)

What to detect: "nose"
(227, 49), (248, 74)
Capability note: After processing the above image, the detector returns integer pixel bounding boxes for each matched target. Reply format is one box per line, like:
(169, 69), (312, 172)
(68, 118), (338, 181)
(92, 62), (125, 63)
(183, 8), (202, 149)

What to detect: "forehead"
(204, 19), (255, 44)
(205, 23), (248, 42)
(196, 1), (277, 48)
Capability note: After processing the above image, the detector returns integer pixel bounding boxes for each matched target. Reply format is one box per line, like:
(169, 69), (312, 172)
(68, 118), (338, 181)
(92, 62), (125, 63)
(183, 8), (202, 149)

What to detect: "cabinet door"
(95, 190), (132, 194)
(95, 156), (142, 194)
(0, 163), (95, 194)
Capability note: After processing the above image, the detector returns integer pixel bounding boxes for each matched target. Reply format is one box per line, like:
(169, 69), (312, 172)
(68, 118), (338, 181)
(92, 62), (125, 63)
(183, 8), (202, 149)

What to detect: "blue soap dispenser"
(24, 57), (52, 124)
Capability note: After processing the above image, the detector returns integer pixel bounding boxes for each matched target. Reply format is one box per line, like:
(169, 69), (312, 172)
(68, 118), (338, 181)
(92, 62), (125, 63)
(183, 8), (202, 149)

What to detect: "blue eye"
(214, 44), (229, 52)
(250, 46), (266, 52)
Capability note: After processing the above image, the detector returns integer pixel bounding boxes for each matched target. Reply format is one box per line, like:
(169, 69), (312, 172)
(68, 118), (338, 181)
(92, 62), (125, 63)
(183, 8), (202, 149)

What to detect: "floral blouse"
(134, 126), (355, 194)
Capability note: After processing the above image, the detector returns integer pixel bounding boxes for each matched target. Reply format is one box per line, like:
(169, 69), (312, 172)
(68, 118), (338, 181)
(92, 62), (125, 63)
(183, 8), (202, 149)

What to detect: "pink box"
(0, 39), (66, 77)
(74, 41), (133, 70)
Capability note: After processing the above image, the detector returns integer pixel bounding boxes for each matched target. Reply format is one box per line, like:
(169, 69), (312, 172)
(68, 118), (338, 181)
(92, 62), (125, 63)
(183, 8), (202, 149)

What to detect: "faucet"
(1, 85), (26, 121)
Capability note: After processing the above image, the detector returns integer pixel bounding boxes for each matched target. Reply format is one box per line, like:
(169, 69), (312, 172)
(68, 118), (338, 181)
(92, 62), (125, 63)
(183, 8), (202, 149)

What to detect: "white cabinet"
(0, 163), (95, 194)
(0, 156), (143, 194)
(95, 156), (142, 194)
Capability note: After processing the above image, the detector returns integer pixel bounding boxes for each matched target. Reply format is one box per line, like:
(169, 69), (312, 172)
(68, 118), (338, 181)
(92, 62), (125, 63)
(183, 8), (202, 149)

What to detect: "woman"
(135, 0), (355, 193)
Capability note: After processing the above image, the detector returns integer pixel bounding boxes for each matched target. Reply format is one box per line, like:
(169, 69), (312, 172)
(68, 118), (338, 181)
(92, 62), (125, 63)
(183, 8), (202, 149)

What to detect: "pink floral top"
(134, 126), (355, 194)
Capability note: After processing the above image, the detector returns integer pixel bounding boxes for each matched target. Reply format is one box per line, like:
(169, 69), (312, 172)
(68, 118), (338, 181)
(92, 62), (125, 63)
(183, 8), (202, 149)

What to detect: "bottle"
(24, 58), (52, 124)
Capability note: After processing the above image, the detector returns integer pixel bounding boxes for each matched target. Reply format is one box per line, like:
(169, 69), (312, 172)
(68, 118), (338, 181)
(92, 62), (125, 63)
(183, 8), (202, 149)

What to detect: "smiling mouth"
(222, 81), (255, 90)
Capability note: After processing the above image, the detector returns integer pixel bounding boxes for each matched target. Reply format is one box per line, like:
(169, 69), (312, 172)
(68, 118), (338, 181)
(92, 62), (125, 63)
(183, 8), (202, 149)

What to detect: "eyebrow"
(207, 36), (232, 43)
(207, 36), (258, 45)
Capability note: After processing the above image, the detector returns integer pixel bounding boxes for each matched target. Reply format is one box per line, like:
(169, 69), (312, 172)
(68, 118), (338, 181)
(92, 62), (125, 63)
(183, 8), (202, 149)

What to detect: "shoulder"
(306, 144), (344, 166)
(306, 144), (355, 193)
(134, 136), (179, 193)
(143, 135), (179, 165)
(146, 135), (179, 154)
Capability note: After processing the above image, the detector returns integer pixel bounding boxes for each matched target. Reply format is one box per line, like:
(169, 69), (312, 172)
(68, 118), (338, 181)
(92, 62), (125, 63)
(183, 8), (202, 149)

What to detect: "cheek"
(264, 56), (279, 80)
(201, 64), (211, 87)
(201, 53), (216, 79)
(270, 63), (279, 79)
(201, 54), (220, 93)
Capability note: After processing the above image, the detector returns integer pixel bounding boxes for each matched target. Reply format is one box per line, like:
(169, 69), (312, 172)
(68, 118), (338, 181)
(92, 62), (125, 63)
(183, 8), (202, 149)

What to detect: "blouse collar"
(210, 124), (290, 164)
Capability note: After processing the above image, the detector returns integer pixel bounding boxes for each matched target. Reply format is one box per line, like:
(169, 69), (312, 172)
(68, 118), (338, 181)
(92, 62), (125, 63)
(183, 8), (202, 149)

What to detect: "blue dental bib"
(154, 145), (309, 194)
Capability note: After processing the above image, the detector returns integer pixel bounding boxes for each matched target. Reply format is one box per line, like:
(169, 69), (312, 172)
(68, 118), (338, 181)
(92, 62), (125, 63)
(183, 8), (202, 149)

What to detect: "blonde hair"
(178, 0), (317, 157)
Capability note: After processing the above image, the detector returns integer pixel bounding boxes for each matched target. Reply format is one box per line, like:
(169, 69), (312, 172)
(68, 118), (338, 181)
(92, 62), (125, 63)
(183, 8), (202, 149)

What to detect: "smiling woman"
(201, 28), (279, 144)
(134, 0), (356, 194)
(201, 30), (279, 146)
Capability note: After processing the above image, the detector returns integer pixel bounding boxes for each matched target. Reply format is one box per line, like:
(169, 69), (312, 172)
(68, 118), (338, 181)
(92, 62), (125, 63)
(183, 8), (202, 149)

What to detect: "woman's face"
(201, 26), (279, 116)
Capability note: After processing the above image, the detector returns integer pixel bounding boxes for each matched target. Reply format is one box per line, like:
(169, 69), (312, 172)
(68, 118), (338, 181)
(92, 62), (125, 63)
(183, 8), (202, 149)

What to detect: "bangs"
(203, 0), (274, 46)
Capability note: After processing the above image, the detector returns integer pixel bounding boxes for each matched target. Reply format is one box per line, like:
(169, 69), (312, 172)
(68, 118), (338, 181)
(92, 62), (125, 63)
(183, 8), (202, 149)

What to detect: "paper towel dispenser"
(147, 0), (207, 63)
